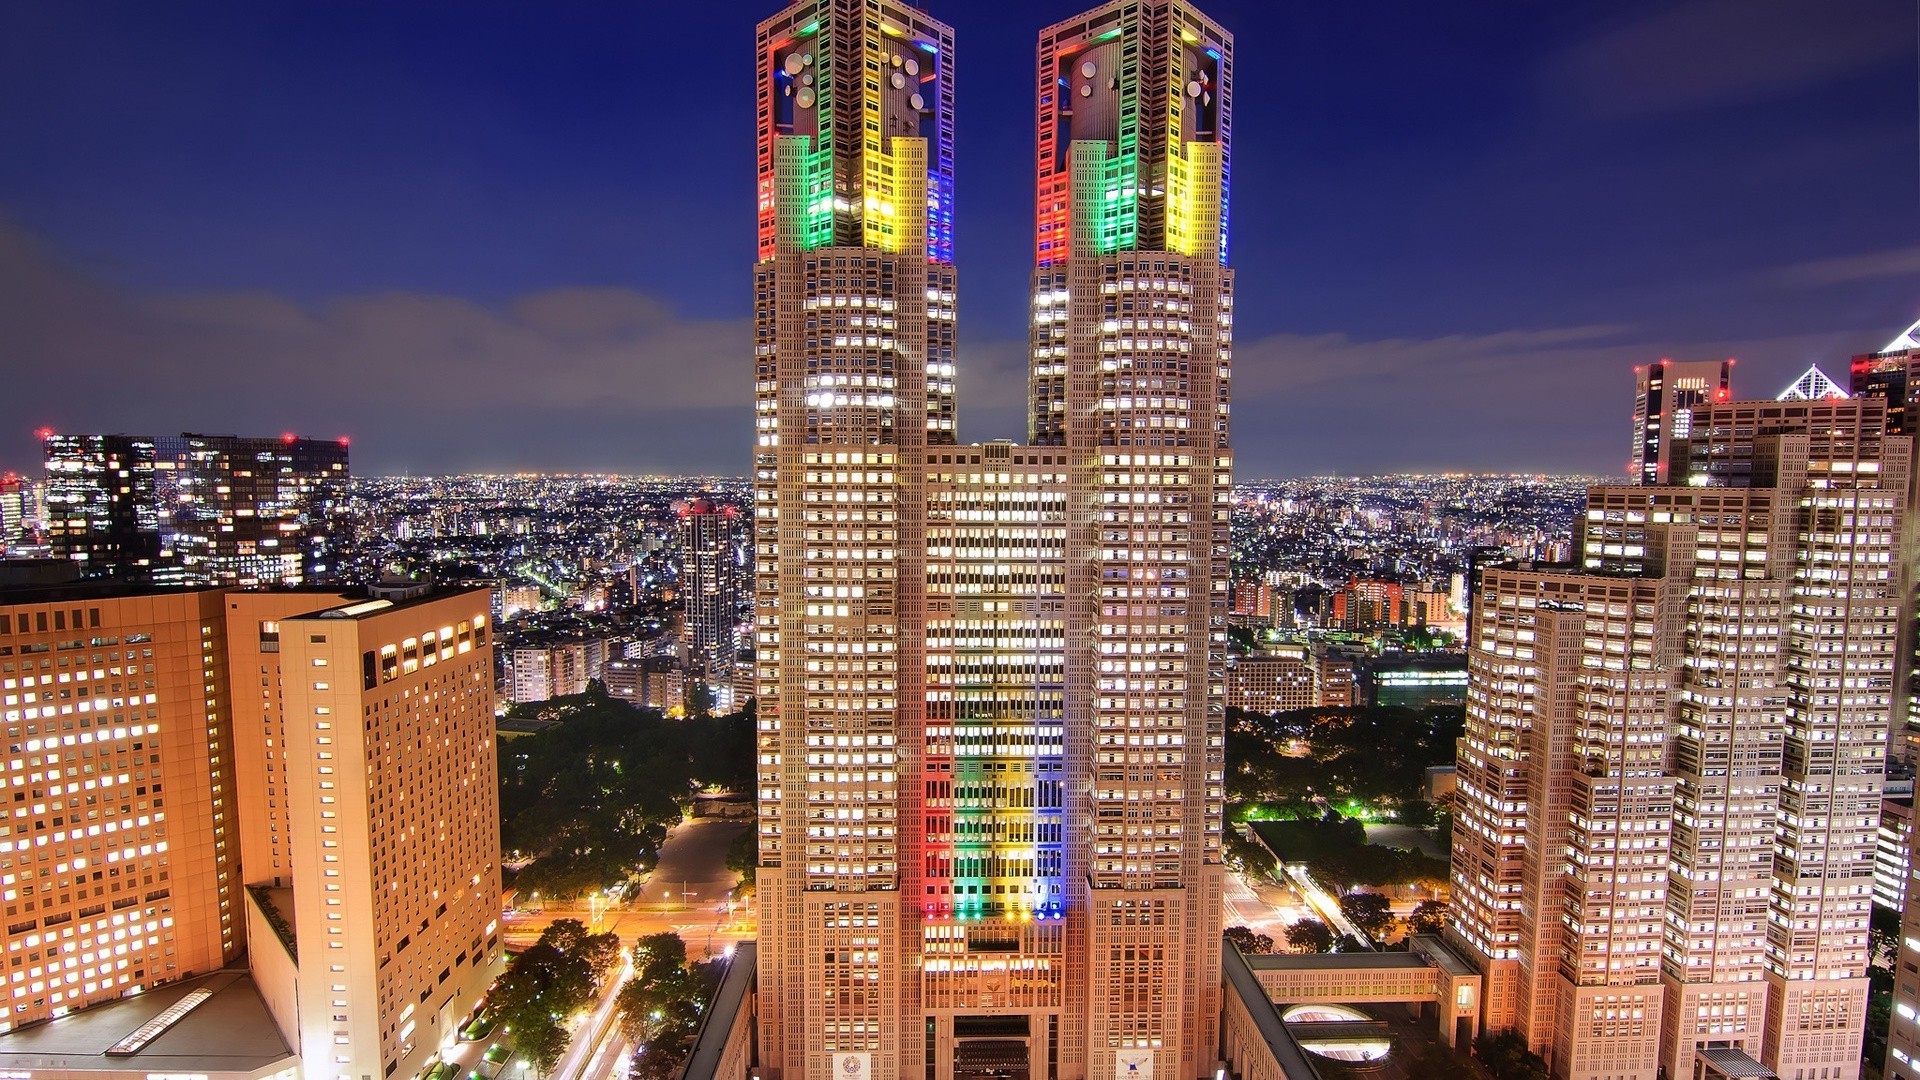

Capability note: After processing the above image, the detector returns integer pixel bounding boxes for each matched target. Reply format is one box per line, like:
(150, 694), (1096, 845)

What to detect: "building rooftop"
(1244, 951), (1431, 972)
(1408, 934), (1478, 978)
(0, 969), (294, 1074)
(679, 941), (756, 1080)
(1222, 941), (1325, 1080)
(280, 582), (489, 623)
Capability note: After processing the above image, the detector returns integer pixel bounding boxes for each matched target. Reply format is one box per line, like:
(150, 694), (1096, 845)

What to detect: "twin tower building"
(749, 1), (1233, 1077)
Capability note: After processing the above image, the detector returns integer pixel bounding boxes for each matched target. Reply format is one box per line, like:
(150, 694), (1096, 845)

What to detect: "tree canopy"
(500, 695), (754, 898)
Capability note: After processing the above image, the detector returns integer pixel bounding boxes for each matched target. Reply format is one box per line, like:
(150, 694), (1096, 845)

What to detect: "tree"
(1407, 1042), (1477, 1080)
(1331, 933), (1367, 953)
(1476, 1031), (1550, 1080)
(1224, 925), (1275, 955)
(519, 1021), (569, 1076)
(1338, 891), (1394, 939)
(1408, 898), (1449, 936)
(579, 929), (624, 985)
(1870, 907), (1900, 971)
(1399, 799), (1435, 828)
(685, 681), (716, 719)
(1285, 918), (1334, 954)
(727, 827), (757, 896)
(633, 932), (688, 976)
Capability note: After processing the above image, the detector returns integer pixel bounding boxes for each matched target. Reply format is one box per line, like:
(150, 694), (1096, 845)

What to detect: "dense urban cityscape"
(0, 2), (1912, 1080)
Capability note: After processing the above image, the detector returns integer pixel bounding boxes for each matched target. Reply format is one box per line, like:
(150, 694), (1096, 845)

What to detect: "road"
(548, 952), (634, 1080)
(506, 818), (755, 961)
(1287, 865), (1374, 946)
(1225, 868), (1314, 945)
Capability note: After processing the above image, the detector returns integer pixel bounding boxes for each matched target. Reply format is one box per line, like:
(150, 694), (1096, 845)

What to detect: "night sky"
(0, 1), (1913, 479)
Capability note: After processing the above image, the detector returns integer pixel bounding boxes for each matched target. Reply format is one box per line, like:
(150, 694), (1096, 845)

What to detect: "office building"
(1629, 359), (1732, 484)
(43, 435), (163, 582)
(0, 585), (242, 1033)
(1310, 644), (1354, 708)
(751, 0), (954, 1072)
(0, 581), (500, 1077)
(0, 473), (41, 556)
(678, 498), (744, 688)
(751, 1), (1230, 1075)
(1226, 645), (1315, 714)
(1866, 316), (1920, 1080)
(1450, 395), (1902, 1080)
(42, 433), (348, 588)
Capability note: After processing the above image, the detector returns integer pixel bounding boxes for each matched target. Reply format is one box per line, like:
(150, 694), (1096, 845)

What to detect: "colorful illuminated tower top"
(1035, 0), (1232, 266)
(755, 0), (956, 263)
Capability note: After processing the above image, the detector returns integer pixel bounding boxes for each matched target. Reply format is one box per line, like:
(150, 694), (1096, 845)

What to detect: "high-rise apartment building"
(0, 581), (499, 1076)
(678, 498), (744, 689)
(43, 432), (348, 588)
(1451, 395), (1903, 1080)
(1630, 358), (1733, 484)
(752, 1), (1231, 1075)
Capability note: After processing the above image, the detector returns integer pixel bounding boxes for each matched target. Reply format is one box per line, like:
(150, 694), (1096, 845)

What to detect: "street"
(505, 817), (755, 959)
(1225, 867), (1313, 944)
(547, 951), (635, 1080)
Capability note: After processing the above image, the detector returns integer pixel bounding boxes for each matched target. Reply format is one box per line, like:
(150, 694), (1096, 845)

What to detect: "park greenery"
(499, 685), (754, 898)
(1227, 704), (1462, 814)
(493, 919), (623, 1074)
(619, 932), (726, 1080)
(1336, 891), (1393, 939)
(1247, 817), (1449, 892)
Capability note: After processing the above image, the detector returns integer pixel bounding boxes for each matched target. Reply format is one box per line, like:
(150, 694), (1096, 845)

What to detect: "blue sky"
(0, 0), (1914, 476)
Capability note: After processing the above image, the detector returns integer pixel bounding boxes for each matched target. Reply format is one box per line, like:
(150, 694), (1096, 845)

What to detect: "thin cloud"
(1772, 245), (1920, 287)
(1548, 0), (1907, 115)
(0, 217), (1896, 477)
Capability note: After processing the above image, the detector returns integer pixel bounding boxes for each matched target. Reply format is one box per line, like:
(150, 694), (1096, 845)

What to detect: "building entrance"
(952, 1015), (1031, 1080)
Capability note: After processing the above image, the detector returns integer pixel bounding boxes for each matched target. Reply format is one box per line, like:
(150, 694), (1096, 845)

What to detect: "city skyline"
(1, 2), (1913, 478)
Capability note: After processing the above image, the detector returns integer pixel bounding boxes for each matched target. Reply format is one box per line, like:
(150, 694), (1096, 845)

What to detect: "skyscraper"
(0, 580), (500, 1076)
(1629, 358), (1732, 484)
(1450, 394), (1902, 1080)
(678, 498), (744, 699)
(43, 434), (162, 581)
(752, 1), (954, 1073)
(752, 2), (1230, 1075)
(42, 432), (348, 587)
(1032, 4), (1232, 1075)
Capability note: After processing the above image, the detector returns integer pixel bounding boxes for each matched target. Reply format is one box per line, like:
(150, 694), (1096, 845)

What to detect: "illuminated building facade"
(0, 473), (42, 556)
(679, 498), (745, 696)
(1031, 4), (1232, 1074)
(1450, 396), (1903, 1080)
(1864, 317), (1920, 1080)
(267, 587), (502, 1080)
(752, 1), (1230, 1075)
(0, 582), (500, 1076)
(1630, 359), (1732, 485)
(43, 435), (162, 581)
(0, 586), (242, 1034)
(752, 1), (954, 1074)
(156, 434), (350, 587)
(42, 432), (348, 588)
